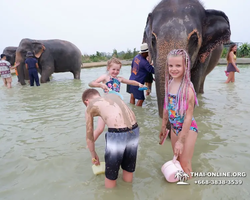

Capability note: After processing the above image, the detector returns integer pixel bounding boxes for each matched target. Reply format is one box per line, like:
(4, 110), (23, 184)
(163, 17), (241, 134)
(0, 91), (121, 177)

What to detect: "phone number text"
(194, 179), (243, 185)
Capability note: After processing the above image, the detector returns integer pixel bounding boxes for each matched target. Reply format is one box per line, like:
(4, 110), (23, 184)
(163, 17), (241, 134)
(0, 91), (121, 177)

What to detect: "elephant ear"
(32, 41), (46, 58)
(143, 13), (152, 43)
(143, 13), (155, 61)
(199, 9), (231, 63)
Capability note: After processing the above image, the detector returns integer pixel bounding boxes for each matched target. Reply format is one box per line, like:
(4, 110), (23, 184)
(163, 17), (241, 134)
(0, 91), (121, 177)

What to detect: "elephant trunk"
(16, 51), (29, 85)
(154, 39), (187, 118)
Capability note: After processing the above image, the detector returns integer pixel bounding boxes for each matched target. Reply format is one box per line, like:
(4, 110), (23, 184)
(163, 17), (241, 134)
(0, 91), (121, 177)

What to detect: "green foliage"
(221, 43), (250, 58)
(221, 48), (228, 58)
(238, 43), (250, 58)
(82, 48), (139, 63)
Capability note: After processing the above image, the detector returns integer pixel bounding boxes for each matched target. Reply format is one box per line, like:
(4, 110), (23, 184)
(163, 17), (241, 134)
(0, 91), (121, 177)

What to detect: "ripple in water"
(0, 66), (249, 200)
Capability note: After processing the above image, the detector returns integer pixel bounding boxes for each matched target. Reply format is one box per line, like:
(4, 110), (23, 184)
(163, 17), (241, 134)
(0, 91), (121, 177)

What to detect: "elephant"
(3, 46), (17, 66)
(15, 38), (82, 85)
(143, 0), (231, 117)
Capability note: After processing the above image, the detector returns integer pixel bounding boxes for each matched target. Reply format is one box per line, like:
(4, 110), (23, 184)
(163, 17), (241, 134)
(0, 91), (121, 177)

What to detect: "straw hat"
(139, 43), (149, 53)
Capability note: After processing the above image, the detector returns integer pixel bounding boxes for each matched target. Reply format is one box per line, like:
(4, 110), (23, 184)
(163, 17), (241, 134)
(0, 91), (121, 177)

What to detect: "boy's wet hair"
(82, 88), (100, 103)
(107, 57), (122, 69)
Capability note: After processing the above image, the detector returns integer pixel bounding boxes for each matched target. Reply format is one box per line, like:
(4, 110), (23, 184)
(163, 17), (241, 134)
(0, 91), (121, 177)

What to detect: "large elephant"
(3, 46), (17, 66)
(143, 0), (231, 117)
(15, 38), (82, 85)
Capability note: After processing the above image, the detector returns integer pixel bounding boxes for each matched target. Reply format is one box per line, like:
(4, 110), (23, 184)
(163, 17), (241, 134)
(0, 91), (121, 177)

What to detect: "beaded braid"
(164, 49), (198, 117)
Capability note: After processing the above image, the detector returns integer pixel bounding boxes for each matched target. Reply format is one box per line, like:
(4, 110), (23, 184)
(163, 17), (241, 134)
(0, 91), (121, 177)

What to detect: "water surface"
(0, 65), (249, 200)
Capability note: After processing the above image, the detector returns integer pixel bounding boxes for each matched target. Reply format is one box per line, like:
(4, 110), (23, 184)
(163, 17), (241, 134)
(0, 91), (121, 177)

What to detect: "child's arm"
(88, 74), (109, 91)
(119, 77), (144, 88)
(159, 108), (169, 143)
(10, 62), (20, 69)
(174, 87), (195, 156)
(86, 109), (100, 165)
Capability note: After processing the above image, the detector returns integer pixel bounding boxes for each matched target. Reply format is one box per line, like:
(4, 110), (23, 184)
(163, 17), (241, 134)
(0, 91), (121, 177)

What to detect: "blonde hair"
(107, 57), (122, 70)
(164, 49), (198, 117)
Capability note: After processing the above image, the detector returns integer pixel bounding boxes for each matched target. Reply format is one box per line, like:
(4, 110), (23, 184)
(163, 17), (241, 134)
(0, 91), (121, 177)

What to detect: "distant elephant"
(143, 0), (231, 117)
(3, 46), (17, 66)
(15, 38), (82, 85)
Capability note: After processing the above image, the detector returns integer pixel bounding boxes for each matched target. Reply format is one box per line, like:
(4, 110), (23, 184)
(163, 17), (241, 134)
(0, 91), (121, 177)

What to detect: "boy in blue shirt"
(25, 51), (40, 86)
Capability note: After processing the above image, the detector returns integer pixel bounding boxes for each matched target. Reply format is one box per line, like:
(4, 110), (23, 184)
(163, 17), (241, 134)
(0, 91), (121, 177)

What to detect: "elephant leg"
(72, 70), (81, 79)
(199, 45), (223, 93)
(199, 77), (205, 94)
(41, 65), (54, 83)
(191, 58), (210, 94)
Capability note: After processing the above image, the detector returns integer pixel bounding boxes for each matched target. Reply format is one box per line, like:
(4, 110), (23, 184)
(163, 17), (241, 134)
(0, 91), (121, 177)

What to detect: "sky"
(1, 0), (249, 55)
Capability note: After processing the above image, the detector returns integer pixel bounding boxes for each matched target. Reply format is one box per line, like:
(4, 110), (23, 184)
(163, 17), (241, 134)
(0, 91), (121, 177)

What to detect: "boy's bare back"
(86, 93), (136, 129)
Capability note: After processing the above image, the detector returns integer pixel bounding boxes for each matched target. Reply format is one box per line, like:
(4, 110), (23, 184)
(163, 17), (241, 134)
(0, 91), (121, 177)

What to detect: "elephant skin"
(143, 0), (231, 117)
(15, 38), (82, 85)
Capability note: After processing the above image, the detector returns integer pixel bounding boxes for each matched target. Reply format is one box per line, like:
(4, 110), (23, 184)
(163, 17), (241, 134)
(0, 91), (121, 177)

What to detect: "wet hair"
(226, 43), (237, 61)
(0, 54), (6, 59)
(165, 49), (198, 117)
(82, 88), (100, 104)
(107, 57), (122, 70)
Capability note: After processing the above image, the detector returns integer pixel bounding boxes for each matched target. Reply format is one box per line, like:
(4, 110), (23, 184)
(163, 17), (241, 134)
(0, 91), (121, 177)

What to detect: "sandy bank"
(81, 58), (250, 68)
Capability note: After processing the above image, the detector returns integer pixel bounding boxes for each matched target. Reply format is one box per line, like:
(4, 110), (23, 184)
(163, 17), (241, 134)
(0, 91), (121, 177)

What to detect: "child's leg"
(105, 132), (127, 188)
(232, 72), (235, 82)
(122, 170), (133, 182)
(170, 129), (197, 178)
(94, 117), (105, 141)
(2, 78), (7, 87)
(170, 129), (178, 152)
(225, 72), (233, 83)
(145, 82), (152, 96)
(136, 100), (144, 106)
(6, 77), (12, 88)
(121, 127), (139, 183)
(105, 177), (117, 188)
(178, 130), (197, 178)
(130, 93), (135, 104)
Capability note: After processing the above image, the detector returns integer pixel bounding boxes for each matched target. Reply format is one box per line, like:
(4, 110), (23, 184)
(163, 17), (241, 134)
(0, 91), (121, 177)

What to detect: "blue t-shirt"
(25, 57), (38, 70)
(129, 54), (154, 84)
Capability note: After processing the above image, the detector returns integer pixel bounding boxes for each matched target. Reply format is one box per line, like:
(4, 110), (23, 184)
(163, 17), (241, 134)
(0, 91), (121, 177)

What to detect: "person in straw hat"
(127, 43), (154, 106)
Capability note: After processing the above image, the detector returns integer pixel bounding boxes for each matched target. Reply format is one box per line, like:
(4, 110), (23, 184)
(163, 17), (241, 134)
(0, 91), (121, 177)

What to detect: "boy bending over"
(82, 88), (140, 188)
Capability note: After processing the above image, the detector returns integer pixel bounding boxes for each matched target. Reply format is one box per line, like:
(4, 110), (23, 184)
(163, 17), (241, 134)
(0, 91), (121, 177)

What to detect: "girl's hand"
(174, 140), (184, 157)
(138, 83), (143, 88)
(159, 127), (166, 141)
(236, 68), (240, 73)
(100, 83), (109, 92)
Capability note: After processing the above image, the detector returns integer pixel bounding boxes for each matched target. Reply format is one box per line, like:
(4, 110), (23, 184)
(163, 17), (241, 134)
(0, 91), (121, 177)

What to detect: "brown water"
(0, 65), (249, 200)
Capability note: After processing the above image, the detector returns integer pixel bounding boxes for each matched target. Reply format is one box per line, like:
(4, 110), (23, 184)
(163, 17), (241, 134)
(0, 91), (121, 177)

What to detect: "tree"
(112, 49), (118, 58)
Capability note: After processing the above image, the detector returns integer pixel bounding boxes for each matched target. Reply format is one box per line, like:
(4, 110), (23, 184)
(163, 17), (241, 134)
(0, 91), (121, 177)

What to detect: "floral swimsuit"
(168, 93), (198, 135)
(105, 76), (121, 93)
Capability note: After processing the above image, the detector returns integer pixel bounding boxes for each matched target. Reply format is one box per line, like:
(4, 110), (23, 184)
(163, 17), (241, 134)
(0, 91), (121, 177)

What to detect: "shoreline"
(81, 58), (250, 68)
(10, 58), (250, 74)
